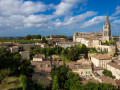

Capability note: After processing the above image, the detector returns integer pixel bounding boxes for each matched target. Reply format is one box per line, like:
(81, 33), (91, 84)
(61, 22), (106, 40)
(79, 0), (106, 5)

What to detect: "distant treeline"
(46, 35), (67, 38)
(24, 35), (41, 40)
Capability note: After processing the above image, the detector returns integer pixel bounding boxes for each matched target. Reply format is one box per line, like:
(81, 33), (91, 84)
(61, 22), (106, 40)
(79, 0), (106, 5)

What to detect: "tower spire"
(104, 12), (109, 25)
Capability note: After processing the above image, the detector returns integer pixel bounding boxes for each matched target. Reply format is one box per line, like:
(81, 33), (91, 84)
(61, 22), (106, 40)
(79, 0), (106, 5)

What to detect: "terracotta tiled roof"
(108, 61), (120, 70)
(98, 76), (117, 86)
(66, 62), (91, 70)
(82, 79), (99, 85)
(92, 54), (111, 60)
(115, 80), (120, 86)
(10, 46), (19, 48)
(33, 54), (45, 58)
(20, 51), (30, 53)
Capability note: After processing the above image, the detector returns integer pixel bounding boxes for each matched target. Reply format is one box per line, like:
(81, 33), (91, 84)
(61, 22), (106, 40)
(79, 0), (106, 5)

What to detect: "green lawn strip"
(0, 76), (21, 90)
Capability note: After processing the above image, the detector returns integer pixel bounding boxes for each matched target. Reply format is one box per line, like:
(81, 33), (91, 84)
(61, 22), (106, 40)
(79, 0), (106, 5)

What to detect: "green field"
(0, 76), (21, 90)
(0, 39), (42, 44)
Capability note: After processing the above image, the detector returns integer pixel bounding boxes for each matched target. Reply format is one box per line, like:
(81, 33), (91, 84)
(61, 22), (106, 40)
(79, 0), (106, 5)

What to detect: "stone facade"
(20, 51), (30, 59)
(9, 46), (19, 52)
(90, 54), (111, 69)
(56, 42), (81, 48)
(73, 12), (115, 46)
(32, 54), (45, 61)
(102, 12), (111, 42)
(107, 60), (120, 79)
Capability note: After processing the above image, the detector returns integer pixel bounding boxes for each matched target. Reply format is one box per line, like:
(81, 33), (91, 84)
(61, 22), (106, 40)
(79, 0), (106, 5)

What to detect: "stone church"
(73, 12), (120, 47)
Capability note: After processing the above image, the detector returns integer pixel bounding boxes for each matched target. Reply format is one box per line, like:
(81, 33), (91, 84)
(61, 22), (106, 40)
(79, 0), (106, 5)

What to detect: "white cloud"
(112, 6), (120, 16)
(81, 16), (106, 28)
(54, 0), (87, 16)
(0, 0), (54, 29)
(63, 11), (97, 25)
(54, 11), (97, 27)
(24, 15), (53, 28)
(113, 19), (120, 24)
(0, 0), (49, 16)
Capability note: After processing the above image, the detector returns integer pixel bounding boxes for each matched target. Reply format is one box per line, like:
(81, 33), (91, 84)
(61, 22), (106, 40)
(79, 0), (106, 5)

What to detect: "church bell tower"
(102, 12), (111, 42)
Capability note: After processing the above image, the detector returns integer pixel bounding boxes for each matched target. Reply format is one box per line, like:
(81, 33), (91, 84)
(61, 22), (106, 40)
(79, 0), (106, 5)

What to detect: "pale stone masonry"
(20, 51), (30, 59)
(9, 46), (19, 52)
(32, 54), (45, 61)
(107, 60), (120, 79)
(73, 12), (120, 47)
(56, 42), (81, 48)
(90, 53), (111, 69)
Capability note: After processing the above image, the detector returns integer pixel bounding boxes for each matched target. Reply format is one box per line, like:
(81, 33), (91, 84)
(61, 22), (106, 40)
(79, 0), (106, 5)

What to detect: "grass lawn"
(0, 76), (21, 90)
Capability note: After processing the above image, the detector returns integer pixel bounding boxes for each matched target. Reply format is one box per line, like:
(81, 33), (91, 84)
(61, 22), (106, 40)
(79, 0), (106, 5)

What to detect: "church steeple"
(102, 12), (111, 42)
(104, 12), (110, 25)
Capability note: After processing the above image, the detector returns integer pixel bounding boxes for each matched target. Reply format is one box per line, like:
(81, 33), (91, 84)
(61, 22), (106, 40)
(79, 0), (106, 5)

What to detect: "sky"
(0, 0), (120, 37)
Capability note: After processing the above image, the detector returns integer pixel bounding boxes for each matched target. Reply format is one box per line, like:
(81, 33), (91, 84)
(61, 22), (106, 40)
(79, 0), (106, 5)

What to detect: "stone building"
(56, 42), (81, 48)
(32, 54), (45, 61)
(102, 12), (112, 42)
(107, 60), (120, 79)
(9, 46), (19, 52)
(90, 53), (111, 69)
(20, 51), (30, 59)
(73, 12), (119, 47)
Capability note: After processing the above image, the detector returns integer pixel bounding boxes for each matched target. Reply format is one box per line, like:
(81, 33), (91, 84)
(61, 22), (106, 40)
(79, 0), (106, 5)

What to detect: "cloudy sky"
(0, 0), (120, 37)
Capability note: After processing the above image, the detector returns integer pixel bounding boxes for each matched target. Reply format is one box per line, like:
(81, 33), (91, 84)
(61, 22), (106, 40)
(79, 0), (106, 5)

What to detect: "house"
(56, 42), (81, 48)
(20, 51), (30, 59)
(46, 35), (67, 44)
(35, 43), (48, 48)
(77, 58), (91, 65)
(92, 71), (117, 86)
(18, 44), (34, 51)
(0, 42), (14, 48)
(67, 62), (92, 78)
(9, 46), (19, 52)
(107, 60), (120, 79)
(32, 54), (45, 61)
(90, 53), (111, 69)
(93, 45), (116, 56)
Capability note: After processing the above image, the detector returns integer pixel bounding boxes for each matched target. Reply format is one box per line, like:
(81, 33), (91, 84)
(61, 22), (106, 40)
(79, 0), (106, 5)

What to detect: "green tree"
(108, 40), (114, 45)
(66, 48), (79, 61)
(51, 65), (68, 88)
(20, 75), (27, 90)
(24, 35), (32, 40)
(52, 76), (60, 90)
(42, 37), (47, 43)
(37, 80), (46, 90)
(64, 71), (81, 90)
(102, 69), (114, 78)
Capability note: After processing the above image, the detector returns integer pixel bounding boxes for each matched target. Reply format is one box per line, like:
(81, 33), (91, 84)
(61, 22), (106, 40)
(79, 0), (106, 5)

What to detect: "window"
(81, 72), (83, 75)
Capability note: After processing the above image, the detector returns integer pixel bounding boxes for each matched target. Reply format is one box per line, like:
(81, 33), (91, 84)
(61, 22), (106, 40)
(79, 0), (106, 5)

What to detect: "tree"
(64, 71), (81, 90)
(42, 37), (47, 43)
(37, 80), (46, 90)
(102, 69), (114, 78)
(20, 75), (28, 90)
(52, 76), (60, 90)
(66, 48), (79, 61)
(91, 62), (94, 70)
(81, 82), (117, 90)
(24, 35), (32, 40)
(108, 40), (114, 45)
(51, 65), (68, 88)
